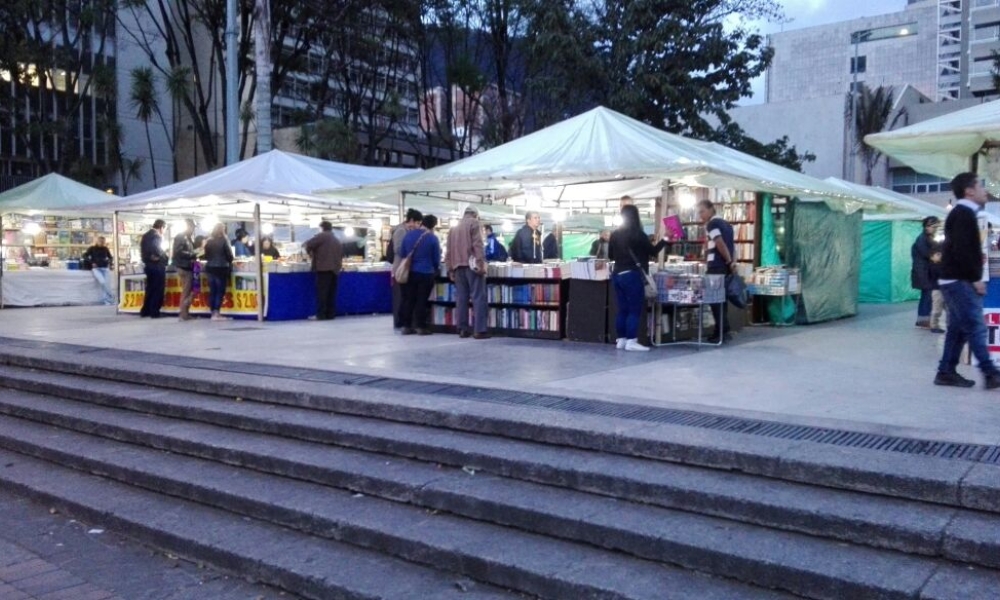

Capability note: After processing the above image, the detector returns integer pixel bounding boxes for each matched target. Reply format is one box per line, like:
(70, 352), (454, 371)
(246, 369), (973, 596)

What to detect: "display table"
(118, 270), (392, 320)
(1, 268), (104, 307)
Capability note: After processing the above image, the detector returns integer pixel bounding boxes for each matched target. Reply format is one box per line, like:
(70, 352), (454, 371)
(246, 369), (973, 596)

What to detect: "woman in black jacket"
(203, 223), (234, 321)
(609, 205), (668, 352)
(911, 216), (940, 328)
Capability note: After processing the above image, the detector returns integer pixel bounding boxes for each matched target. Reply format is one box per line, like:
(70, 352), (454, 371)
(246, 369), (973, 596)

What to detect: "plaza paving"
(1, 302), (997, 446)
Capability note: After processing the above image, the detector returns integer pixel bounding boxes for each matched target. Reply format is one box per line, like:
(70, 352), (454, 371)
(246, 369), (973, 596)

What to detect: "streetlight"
(848, 24), (917, 182)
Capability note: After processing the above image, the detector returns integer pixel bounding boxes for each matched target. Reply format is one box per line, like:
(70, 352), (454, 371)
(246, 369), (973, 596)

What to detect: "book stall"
(0, 174), (137, 308)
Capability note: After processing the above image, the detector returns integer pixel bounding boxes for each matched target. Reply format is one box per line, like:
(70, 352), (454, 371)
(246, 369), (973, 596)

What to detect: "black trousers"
(707, 266), (730, 337)
(141, 266), (166, 317)
(315, 271), (339, 320)
(392, 281), (403, 328)
(400, 272), (435, 329)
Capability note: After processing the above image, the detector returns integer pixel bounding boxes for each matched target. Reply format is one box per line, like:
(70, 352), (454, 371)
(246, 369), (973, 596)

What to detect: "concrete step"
(0, 448), (518, 600)
(1, 346), (996, 515)
(0, 391), (997, 600)
(0, 413), (797, 600)
(0, 363), (997, 570)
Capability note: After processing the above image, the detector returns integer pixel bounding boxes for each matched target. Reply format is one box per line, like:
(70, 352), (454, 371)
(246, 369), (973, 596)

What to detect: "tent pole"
(398, 191), (405, 223)
(254, 203), (264, 322)
(0, 213), (4, 310)
(972, 152), (980, 175)
(112, 211), (120, 315)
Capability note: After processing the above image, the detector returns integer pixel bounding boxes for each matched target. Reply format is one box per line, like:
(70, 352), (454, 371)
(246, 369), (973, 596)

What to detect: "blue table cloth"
(265, 271), (392, 321)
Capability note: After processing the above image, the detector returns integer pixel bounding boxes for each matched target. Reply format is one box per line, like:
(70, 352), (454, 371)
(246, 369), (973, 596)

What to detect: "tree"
(592, 0), (780, 138)
(129, 67), (163, 187)
(0, 0), (118, 180)
(847, 83), (905, 185)
(296, 119), (360, 163)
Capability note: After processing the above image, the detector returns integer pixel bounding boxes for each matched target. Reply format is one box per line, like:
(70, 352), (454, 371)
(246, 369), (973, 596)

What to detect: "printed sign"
(119, 272), (263, 317)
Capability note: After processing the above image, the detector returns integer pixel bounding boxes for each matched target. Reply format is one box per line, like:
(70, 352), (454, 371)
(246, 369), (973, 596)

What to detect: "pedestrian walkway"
(0, 302), (996, 445)
(0, 539), (120, 600)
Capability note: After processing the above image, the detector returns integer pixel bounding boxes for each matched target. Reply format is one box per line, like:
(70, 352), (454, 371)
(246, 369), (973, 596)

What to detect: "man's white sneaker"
(625, 339), (650, 352)
(616, 337), (627, 349)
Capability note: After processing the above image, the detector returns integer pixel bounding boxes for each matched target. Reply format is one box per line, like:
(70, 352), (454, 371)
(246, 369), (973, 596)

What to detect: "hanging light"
(22, 222), (41, 236)
(261, 222), (275, 236)
(551, 209), (566, 223)
(344, 226), (355, 238)
(201, 215), (219, 232)
(449, 218), (459, 228)
(501, 219), (514, 233)
(612, 214), (623, 226)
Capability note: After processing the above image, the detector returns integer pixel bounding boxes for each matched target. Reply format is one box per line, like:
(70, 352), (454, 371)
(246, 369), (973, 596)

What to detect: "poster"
(119, 271), (263, 317)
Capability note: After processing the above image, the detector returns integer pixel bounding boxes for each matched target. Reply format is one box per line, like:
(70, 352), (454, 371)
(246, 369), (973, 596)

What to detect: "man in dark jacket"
(84, 236), (114, 305)
(172, 219), (198, 321)
(934, 172), (1000, 389)
(484, 225), (508, 262)
(304, 221), (344, 321)
(590, 230), (611, 259)
(509, 212), (542, 263)
(140, 219), (168, 318)
(911, 216), (940, 328)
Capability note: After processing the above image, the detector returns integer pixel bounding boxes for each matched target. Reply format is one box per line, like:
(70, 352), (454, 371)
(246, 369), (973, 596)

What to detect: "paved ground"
(0, 489), (296, 600)
(0, 302), (997, 445)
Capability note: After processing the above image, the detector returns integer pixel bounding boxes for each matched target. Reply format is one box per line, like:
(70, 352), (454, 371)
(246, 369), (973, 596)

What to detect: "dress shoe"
(933, 371), (976, 388)
(401, 328), (416, 335)
(473, 332), (491, 340)
(930, 328), (945, 334)
(986, 374), (1000, 390)
(417, 329), (433, 336)
(459, 330), (472, 338)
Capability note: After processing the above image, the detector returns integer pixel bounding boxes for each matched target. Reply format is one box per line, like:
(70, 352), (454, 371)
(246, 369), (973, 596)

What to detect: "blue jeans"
(613, 269), (645, 339)
(91, 267), (114, 304)
(207, 270), (228, 312)
(917, 289), (932, 322)
(938, 281), (999, 376)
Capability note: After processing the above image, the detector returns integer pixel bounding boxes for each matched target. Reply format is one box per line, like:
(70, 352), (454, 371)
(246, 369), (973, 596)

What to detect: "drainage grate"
(2, 336), (999, 466)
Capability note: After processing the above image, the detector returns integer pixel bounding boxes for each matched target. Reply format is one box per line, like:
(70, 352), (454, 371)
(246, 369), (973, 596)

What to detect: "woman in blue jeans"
(202, 223), (234, 321)
(609, 205), (668, 352)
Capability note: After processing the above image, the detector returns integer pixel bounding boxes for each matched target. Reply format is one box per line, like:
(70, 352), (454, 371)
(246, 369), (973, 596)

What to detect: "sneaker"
(459, 330), (472, 339)
(616, 338), (627, 349)
(930, 328), (945, 334)
(986, 374), (1000, 390)
(934, 372), (976, 388)
(624, 339), (650, 352)
(210, 314), (232, 322)
(473, 332), (491, 340)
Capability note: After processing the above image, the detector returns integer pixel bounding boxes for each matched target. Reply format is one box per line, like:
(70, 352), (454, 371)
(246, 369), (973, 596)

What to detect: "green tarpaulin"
(786, 201), (862, 323)
(859, 221), (922, 303)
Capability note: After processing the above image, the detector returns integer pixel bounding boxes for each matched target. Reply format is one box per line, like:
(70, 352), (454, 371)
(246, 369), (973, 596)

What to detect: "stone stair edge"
(1, 390), (998, 576)
(0, 413), (975, 600)
(0, 349), (995, 511)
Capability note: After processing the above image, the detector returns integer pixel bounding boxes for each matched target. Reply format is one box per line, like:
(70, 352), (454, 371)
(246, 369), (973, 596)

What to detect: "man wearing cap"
(140, 219), (168, 318)
(446, 207), (489, 339)
(304, 221), (344, 321)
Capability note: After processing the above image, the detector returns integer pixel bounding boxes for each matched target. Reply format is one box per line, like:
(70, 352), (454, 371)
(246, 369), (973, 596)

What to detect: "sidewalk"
(0, 302), (997, 445)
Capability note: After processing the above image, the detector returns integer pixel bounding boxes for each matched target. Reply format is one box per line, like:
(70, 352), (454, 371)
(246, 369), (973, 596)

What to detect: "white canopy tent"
(88, 149), (415, 321)
(823, 178), (948, 222)
(864, 99), (1000, 185)
(0, 174), (122, 308)
(320, 107), (901, 219)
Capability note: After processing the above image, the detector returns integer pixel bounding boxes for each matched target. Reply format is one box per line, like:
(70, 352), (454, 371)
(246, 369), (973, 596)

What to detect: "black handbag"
(726, 273), (748, 309)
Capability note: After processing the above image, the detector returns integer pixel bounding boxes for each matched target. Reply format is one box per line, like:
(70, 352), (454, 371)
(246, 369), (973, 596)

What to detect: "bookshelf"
(667, 190), (759, 268)
(2, 214), (144, 265)
(429, 277), (567, 339)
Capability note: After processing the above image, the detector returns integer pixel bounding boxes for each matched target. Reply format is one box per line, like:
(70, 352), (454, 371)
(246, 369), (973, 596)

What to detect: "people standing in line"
(483, 224), (509, 262)
(139, 219), (168, 318)
(399, 215), (441, 335)
(509, 211), (543, 263)
(84, 236), (114, 305)
(172, 219), (198, 321)
(934, 172), (1000, 389)
(203, 223), (234, 321)
(609, 205), (668, 352)
(698, 199), (736, 344)
(911, 216), (941, 330)
(590, 230), (611, 259)
(304, 221), (344, 321)
(447, 207), (489, 339)
(260, 237), (281, 260)
(391, 208), (424, 330)
(233, 229), (253, 257)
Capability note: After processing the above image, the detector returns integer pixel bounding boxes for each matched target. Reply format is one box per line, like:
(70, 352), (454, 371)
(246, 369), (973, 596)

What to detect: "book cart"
(429, 262), (569, 339)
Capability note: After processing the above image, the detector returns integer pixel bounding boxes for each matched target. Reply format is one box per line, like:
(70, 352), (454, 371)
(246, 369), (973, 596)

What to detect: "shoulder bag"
(627, 247), (659, 301)
(394, 231), (430, 284)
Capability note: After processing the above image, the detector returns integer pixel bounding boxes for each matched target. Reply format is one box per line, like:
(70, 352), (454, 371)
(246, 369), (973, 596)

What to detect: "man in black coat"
(140, 219), (168, 318)
(934, 172), (1000, 389)
(509, 212), (542, 264)
(911, 216), (940, 328)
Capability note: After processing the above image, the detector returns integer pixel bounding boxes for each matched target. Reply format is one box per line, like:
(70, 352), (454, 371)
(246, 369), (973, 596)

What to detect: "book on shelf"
(431, 306), (560, 333)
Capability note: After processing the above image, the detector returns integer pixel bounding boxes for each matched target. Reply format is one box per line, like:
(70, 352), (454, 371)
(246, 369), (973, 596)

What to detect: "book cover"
(663, 215), (685, 240)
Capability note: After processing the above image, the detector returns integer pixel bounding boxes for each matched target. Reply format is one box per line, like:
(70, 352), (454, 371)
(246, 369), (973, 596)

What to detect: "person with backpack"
(484, 224), (508, 262)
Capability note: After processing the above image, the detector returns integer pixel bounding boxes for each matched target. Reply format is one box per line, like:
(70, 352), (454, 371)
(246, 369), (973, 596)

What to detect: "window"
(891, 169), (949, 194)
(973, 23), (1000, 43)
(850, 56), (867, 74)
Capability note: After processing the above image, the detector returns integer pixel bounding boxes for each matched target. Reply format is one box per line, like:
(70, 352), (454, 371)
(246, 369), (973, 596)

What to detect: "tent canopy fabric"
(0, 173), (120, 213)
(92, 149), (411, 219)
(823, 177), (947, 221)
(864, 99), (1000, 180)
(321, 107), (890, 214)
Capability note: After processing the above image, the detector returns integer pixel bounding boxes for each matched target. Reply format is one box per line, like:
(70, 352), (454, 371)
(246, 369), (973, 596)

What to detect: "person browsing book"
(698, 199), (736, 343)
(399, 214), (441, 335)
(447, 207), (489, 339)
(609, 205), (669, 352)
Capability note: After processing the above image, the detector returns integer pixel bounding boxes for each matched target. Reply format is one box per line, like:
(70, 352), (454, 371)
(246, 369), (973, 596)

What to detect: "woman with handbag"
(398, 214), (441, 335)
(609, 205), (668, 352)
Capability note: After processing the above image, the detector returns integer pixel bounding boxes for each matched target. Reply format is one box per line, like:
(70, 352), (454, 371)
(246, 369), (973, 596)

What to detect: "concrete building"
(726, 0), (998, 206)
